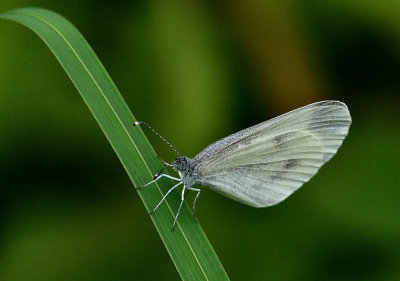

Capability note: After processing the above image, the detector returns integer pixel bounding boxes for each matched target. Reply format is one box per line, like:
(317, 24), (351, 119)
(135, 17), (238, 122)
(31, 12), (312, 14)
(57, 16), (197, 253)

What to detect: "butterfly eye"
(177, 157), (188, 170)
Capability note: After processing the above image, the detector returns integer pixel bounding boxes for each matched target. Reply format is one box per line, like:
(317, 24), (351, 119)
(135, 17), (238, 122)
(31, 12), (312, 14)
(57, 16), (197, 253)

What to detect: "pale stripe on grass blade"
(0, 7), (229, 281)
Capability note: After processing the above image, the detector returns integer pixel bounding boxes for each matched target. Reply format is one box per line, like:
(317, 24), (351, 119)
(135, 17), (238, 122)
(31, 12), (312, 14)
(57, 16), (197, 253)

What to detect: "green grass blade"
(0, 7), (229, 281)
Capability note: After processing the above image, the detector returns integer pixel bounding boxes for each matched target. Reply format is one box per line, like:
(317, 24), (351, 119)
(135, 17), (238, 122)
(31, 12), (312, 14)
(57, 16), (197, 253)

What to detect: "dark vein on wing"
(205, 144), (322, 168)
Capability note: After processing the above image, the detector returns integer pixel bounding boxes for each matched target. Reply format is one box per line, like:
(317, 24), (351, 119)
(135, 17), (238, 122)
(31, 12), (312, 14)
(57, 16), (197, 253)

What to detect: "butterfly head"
(171, 156), (190, 172)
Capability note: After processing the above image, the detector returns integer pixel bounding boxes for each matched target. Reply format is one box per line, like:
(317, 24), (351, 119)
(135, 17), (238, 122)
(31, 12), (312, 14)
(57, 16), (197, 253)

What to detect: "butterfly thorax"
(170, 156), (199, 187)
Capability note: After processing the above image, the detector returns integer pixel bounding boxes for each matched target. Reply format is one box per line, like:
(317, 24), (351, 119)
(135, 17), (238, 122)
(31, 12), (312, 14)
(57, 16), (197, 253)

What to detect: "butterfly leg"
(183, 189), (190, 200)
(157, 155), (173, 168)
(138, 173), (181, 189)
(153, 168), (165, 179)
(172, 185), (186, 231)
(149, 181), (183, 215)
(187, 187), (201, 224)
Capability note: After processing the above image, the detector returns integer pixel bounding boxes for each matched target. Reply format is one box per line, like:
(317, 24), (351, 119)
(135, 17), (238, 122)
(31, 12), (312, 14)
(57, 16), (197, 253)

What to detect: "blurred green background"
(1, 1), (400, 280)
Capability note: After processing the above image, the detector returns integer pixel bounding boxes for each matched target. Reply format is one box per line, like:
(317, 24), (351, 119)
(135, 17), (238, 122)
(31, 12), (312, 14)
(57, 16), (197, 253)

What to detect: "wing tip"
(315, 100), (352, 123)
(314, 100), (348, 109)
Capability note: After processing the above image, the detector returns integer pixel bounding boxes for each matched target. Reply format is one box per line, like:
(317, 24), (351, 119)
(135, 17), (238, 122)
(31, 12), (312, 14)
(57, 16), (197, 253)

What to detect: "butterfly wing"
(194, 100), (351, 207)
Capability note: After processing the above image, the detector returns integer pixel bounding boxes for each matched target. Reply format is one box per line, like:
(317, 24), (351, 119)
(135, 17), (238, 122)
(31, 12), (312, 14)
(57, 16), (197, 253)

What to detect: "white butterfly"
(134, 100), (351, 230)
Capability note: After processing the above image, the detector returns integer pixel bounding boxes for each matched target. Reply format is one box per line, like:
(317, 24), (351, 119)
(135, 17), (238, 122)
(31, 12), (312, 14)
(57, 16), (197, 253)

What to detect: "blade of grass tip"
(0, 7), (229, 281)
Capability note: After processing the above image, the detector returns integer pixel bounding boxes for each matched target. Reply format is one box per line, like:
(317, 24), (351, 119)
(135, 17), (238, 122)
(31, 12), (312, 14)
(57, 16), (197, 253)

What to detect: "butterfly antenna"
(133, 121), (180, 156)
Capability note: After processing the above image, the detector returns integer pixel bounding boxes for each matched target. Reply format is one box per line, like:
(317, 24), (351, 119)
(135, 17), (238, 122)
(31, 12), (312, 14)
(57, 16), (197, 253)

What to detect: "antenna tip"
(133, 121), (141, 126)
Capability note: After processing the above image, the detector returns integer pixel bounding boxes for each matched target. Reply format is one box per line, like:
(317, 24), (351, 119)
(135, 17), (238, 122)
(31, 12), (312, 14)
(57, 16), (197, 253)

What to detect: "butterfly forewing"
(194, 101), (351, 207)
